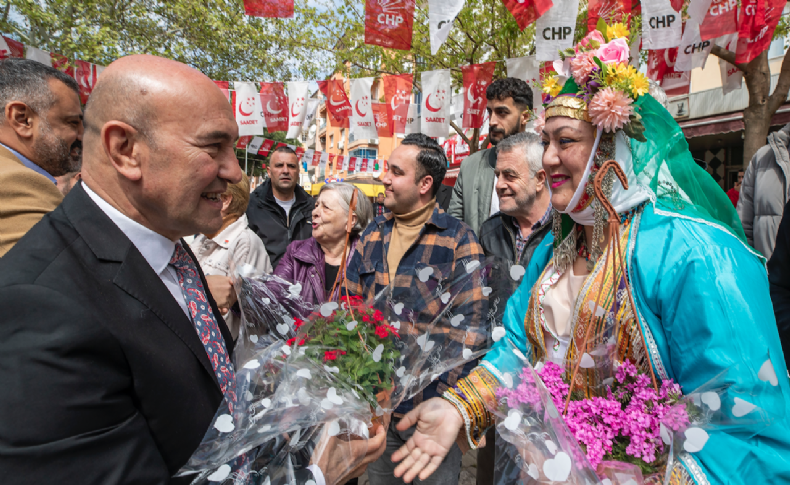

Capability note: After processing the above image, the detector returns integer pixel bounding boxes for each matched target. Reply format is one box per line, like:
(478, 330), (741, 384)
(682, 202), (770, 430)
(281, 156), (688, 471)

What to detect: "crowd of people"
(1, 48), (790, 485)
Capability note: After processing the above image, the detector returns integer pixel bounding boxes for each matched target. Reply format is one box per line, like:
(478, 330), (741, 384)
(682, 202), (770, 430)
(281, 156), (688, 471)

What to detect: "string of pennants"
(239, 135), (388, 176)
(243, 0), (788, 99)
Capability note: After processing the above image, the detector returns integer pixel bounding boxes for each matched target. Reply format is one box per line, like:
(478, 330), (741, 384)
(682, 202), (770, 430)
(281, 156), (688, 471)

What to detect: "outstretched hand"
(391, 398), (464, 483)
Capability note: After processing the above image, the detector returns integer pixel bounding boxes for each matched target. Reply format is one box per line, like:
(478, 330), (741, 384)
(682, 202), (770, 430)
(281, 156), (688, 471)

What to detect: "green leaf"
(597, 18), (608, 40)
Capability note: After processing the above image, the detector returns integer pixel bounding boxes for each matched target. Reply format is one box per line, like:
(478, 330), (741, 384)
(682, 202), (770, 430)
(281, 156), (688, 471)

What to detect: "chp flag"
(405, 103), (420, 134)
(261, 82), (291, 133)
(318, 79), (352, 128)
(247, 137), (265, 155)
(699, 0), (738, 42)
(535, 0), (580, 60)
(372, 103), (394, 137)
(233, 81), (265, 136)
(502, 0), (554, 31)
(286, 81), (309, 139)
(243, 0), (294, 18)
(74, 60), (102, 104)
(350, 77), (378, 140)
(383, 73), (413, 134)
(302, 98), (320, 132)
(461, 62), (495, 129)
(640, 0), (682, 50)
(428, 0), (466, 55)
(364, 0), (416, 51)
(420, 69), (451, 138)
(736, 0), (787, 65)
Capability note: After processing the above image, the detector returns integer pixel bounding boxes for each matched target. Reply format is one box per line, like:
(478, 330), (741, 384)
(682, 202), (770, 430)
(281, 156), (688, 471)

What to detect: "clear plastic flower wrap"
(177, 259), (503, 484)
(490, 338), (786, 485)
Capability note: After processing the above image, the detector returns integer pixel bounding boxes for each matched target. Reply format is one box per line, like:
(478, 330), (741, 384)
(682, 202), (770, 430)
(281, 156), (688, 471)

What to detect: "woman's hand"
(204, 275), (237, 313)
(391, 398), (464, 483)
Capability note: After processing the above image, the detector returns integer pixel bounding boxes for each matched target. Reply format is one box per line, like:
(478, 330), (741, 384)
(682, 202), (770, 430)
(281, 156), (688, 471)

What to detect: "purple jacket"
(273, 236), (358, 306)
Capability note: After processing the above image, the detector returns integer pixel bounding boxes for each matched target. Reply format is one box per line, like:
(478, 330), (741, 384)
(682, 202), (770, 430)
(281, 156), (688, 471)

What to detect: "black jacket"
(768, 199), (790, 370)
(247, 179), (314, 269)
(0, 183), (233, 484)
(478, 211), (552, 319)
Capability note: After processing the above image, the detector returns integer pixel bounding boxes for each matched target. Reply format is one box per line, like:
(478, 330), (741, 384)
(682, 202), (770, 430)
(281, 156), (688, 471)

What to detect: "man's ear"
(5, 102), (36, 139)
(101, 121), (145, 182)
(534, 169), (548, 192)
(419, 175), (434, 196)
(520, 109), (532, 130)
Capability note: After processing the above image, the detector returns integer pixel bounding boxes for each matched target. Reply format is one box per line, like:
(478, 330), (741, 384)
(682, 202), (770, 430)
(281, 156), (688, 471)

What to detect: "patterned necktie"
(169, 243), (237, 409)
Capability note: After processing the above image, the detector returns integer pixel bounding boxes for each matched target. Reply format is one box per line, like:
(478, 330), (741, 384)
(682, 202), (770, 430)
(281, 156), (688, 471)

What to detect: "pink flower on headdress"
(533, 111), (546, 135)
(589, 88), (633, 133)
(576, 30), (605, 53)
(570, 51), (597, 85)
(596, 38), (630, 65)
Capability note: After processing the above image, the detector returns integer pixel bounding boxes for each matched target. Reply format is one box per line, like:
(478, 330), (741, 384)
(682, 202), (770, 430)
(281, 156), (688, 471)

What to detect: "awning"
(680, 103), (790, 138)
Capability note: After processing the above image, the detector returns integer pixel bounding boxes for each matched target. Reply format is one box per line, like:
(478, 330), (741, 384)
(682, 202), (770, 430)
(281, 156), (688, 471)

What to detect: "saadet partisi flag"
(641, 0), (682, 50)
(286, 81), (309, 139)
(535, 0), (580, 61)
(234, 81), (265, 136)
(350, 77), (378, 140)
(428, 0), (466, 55)
(420, 69), (451, 138)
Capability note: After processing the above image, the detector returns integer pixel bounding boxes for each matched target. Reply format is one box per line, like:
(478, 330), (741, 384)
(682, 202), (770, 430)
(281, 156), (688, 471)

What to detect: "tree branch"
(710, 45), (741, 71)
(450, 120), (471, 147)
(769, 45), (790, 114)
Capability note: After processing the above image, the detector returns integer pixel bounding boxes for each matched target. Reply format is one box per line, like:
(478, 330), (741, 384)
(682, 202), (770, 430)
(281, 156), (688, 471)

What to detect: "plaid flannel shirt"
(344, 204), (488, 414)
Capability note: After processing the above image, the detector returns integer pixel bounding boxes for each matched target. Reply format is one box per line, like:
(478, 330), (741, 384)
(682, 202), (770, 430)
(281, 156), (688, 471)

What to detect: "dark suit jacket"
(0, 183), (234, 484)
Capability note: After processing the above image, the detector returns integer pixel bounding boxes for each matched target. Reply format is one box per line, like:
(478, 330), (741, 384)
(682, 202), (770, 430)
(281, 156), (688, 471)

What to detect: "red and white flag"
(372, 103), (393, 137)
(699, 0), (738, 41)
(236, 136), (253, 149)
(536, 0), (580, 60)
(0, 36), (24, 59)
(234, 82), (265, 136)
(311, 150), (322, 167)
(461, 62), (495, 129)
(350, 78), (378, 140)
(502, 0), (554, 31)
(736, 0), (786, 64)
(587, 0), (630, 33)
(641, 0), (682, 50)
(318, 151), (328, 173)
(301, 148), (314, 165)
(243, 0), (294, 18)
(352, 156), (362, 172)
(74, 60), (100, 104)
(25, 46), (52, 66)
(318, 79), (352, 129)
(50, 52), (73, 76)
(260, 82), (289, 133)
(647, 47), (690, 96)
(258, 139), (276, 156)
(327, 154), (337, 175)
(361, 158), (369, 172)
(506, 56), (540, 86)
(383, 74), (413, 134)
(342, 156), (351, 171)
(364, 0), (416, 51)
(213, 81), (230, 102)
(295, 146), (306, 163)
(286, 81), (309, 139)
(421, 69), (451, 138)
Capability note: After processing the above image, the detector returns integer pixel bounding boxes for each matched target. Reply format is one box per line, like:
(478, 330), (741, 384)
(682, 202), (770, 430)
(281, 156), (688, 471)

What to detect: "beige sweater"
(387, 199), (436, 281)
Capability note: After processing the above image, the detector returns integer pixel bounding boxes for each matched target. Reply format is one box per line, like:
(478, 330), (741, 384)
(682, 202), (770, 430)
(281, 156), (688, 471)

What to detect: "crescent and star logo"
(390, 89), (409, 110)
(238, 96), (256, 117)
(291, 97), (305, 118)
(267, 100), (282, 114)
(330, 94), (346, 106)
(355, 96), (369, 117)
(426, 89), (445, 113)
(467, 83), (483, 106)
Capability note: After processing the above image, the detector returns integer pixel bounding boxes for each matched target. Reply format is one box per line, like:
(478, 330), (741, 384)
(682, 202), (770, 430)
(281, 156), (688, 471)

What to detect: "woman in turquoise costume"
(389, 26), (790, 484)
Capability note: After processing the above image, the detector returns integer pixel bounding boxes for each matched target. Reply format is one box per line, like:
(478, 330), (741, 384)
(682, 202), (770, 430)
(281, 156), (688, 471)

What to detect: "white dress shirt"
(83, 183), (189, 317)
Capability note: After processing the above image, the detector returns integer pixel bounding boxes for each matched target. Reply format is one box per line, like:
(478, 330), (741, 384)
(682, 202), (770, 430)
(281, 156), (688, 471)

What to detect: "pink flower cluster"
(510, 360), (690, 470)
(589, 88), (633, 133)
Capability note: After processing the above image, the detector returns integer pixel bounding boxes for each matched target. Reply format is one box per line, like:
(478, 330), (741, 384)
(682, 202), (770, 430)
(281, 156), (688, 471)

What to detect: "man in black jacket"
(475, 131), (551, 485)
(247, 146), (314, 268)
(768, 199), (790, 371)
(0, 54), (384, 485)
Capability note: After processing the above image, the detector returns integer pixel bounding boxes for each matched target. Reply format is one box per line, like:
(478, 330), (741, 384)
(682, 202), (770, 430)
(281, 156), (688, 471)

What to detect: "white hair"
(495, 131), (545, 178)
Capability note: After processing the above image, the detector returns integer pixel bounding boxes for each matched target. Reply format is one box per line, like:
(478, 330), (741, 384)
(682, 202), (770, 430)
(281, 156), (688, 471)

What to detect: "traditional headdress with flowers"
(538, 20), (649, 140)
(536, 19), (752, 271)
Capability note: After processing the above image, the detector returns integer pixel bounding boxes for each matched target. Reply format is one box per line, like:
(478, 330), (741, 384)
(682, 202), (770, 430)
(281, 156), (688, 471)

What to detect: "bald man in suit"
(0, 55), (384, 484)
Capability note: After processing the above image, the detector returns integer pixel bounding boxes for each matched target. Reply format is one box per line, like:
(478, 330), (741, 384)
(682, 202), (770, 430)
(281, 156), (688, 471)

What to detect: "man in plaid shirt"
(345, 134), (488, 485)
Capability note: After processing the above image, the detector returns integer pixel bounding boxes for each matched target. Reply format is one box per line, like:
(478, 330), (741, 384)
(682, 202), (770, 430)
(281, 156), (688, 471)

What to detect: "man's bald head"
(80, 54), (241, 242)
(84, 55), (225, 151)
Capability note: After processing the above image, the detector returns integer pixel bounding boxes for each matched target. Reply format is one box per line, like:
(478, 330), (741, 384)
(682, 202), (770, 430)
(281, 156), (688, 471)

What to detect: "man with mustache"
(247, 146), (314, 268)
(0, 58), (83, 257)
(448, 78), (533, 235)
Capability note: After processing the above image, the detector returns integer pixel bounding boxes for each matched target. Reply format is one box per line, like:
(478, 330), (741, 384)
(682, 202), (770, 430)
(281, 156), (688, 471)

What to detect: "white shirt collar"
(208, 214), (249, 249)
(82, 182), (176, 274)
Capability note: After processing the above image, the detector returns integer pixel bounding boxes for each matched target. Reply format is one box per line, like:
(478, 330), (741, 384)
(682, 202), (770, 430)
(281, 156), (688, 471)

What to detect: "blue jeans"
(366, 417), (462, 485)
